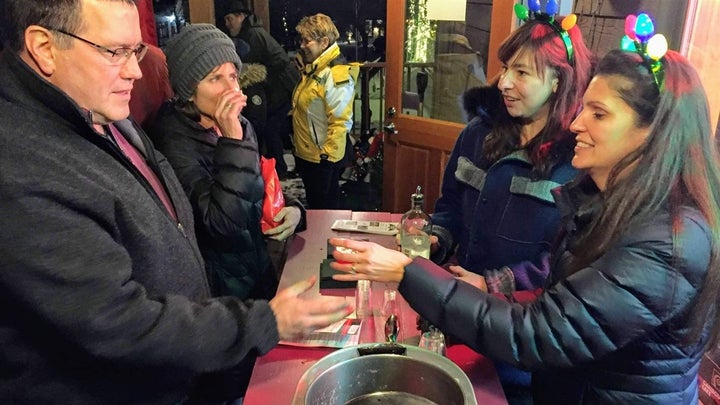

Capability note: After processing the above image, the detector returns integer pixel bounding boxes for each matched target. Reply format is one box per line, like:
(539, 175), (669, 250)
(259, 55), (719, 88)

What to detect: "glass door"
(381, 0), (514, 212)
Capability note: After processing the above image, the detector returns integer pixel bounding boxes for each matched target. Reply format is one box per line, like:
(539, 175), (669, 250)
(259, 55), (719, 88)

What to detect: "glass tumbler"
(418, 330), (446, 356)
(355, 279), (372, 318)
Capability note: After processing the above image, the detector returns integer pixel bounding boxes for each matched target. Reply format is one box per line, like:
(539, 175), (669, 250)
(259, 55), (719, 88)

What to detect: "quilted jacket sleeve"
(400, 210), (711, 370)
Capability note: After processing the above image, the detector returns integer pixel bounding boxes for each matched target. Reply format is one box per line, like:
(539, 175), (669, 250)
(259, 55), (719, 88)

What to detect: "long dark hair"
(482, 20), (593, 176)
(568, 49), (720, 344)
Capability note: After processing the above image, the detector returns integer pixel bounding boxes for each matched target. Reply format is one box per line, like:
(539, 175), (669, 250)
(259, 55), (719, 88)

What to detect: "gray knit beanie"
(164, 24), (242, 101)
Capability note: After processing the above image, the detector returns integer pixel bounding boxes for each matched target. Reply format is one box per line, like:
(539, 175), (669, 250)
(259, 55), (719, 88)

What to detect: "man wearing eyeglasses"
(0, 1), (353, 403)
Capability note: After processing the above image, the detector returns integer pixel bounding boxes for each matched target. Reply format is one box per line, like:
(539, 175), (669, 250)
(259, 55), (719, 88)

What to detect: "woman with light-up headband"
(331, 13), (720, 404)
(429, 4), (593, 295)
(423, 3), (594, 399)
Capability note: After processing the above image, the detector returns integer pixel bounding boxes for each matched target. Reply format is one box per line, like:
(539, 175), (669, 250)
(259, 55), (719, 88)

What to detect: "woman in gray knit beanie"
(162, 23), (247, 138)
(150, 23), (309, 402)
(151, 22), (304, 300)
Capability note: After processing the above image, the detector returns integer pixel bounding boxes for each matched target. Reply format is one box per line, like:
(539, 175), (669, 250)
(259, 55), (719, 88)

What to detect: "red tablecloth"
(243, 210), (508, 404)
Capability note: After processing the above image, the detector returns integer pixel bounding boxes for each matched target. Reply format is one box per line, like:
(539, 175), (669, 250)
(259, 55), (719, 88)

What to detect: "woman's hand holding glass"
(329, 238), (412, 283)
(214, 87), (247, 140)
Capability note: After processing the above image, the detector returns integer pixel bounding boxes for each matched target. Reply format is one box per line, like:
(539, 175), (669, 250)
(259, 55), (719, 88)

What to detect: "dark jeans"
(294, 156), (343, 209)
(263, 102), (292, 175)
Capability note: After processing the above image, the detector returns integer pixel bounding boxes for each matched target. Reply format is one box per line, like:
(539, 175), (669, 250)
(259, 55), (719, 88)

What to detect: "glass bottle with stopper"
(400, 186), (432, 259)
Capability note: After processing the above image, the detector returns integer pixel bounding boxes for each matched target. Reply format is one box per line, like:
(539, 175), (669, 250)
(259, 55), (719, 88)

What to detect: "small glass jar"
(355, 279), (372, 318)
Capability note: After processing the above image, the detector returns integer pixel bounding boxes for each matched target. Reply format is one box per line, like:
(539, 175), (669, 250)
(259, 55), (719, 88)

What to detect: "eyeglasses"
(52, 28), (148, 65)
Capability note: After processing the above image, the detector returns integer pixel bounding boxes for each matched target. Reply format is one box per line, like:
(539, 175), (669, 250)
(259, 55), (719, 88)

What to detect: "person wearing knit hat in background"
(150, 24), (309, 400)
(220, 0), (300, 179)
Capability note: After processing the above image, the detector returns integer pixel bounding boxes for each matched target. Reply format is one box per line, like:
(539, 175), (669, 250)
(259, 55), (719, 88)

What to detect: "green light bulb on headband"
(620, 13), (667, 91)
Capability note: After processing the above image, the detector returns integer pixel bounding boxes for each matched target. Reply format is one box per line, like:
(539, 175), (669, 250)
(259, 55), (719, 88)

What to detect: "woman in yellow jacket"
(292, 13), (359, 209)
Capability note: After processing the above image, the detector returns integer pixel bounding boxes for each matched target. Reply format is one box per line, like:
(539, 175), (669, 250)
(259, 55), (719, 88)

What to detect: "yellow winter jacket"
(291, 43), (359, 163)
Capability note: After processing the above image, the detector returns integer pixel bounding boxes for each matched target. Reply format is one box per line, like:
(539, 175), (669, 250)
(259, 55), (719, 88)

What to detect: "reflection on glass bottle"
(383, 289), (400, 342)
(385, 314), (400, 343)
(400, 186), (432, 259)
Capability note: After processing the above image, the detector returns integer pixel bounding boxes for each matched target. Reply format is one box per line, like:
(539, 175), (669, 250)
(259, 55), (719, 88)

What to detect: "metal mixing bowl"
(292, 343), (477, 405)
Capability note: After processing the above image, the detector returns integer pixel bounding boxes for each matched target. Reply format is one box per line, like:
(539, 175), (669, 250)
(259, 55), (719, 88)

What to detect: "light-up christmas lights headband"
(621, 13), (668, 91)
(514, 0), (577, 66)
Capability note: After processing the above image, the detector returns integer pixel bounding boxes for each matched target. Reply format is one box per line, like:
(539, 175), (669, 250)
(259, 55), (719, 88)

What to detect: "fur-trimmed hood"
(239, 63), (267, 88)
(462, 85), (502, 123)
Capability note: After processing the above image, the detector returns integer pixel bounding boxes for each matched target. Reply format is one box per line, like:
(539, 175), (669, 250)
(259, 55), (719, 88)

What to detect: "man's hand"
(264, 206), (302, 241)
(269, 276), (353, 340)
(448, 265), (487, 292)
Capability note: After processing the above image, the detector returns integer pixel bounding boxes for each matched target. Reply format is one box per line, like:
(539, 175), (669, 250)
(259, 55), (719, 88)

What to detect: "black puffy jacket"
(401, 177), (713, 404)
(152, 105), (278, 299)
(236, 15), (299, 111)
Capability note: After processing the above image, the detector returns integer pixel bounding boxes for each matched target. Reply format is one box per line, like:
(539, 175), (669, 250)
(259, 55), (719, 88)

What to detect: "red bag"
(260, 157), (285, 233)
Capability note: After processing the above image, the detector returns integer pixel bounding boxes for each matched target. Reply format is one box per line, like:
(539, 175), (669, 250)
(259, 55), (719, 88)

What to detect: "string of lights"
(405, 0), (436, 63)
